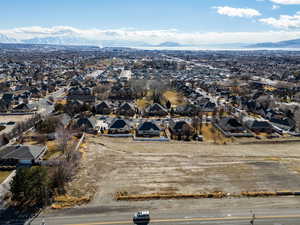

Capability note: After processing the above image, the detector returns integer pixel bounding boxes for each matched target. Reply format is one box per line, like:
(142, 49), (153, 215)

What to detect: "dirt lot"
(0, 115), (33, 124)
(0, 114), (33, 135)
(65, 135), (300, 208)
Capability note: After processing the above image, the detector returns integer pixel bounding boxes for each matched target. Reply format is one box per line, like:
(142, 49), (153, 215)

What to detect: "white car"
(133, 211), (150, 225)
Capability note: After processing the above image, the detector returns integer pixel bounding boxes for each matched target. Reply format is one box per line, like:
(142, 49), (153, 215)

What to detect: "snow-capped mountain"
(22, 36), (99, 46)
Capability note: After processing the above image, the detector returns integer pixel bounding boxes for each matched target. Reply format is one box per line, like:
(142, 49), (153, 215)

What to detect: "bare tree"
(55, 126), (72, 154)
(231, 79), (240, 95)
(182, 123), (192, 141)
(294, 107), (300, 132)
(257, 95), (275, 109)
(129, 79), (148, 98)
(149, 80), (168, 96)
(192, 117), (200, 134)
(93, 84), (110, 100)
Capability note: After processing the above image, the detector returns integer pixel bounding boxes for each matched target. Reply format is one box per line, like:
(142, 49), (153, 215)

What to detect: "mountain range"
(1, 32), (300, 49)
(246, 38), (300, 49)
(0, 33), (188, 48)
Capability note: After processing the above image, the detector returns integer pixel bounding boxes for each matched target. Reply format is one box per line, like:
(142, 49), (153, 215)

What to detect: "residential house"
(30, 87), (42, 98)
(245, 120), (273, 134)
(218, 117), (246, 134)
(136, 121), (161, 137)
(75, 116), (97, 133)
(175, 104), (199, 116)
(169, 120), (194, 139)
(144, 103), (168, 117)
(95, 101), (112, 115)
(202, 101), (217, 112)
(108, 118), (132, 134)
(67, 86), (95, 103)
(12, 103), (37, 112)
(117, 102), (136, 116)
(0, 145), (47, 166)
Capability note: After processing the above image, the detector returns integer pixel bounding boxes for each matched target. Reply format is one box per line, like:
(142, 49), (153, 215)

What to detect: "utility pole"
(250, 210), (256, 225)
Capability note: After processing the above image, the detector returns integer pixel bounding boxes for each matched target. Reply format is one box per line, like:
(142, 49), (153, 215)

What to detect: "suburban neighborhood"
(0, 44), (300, 224)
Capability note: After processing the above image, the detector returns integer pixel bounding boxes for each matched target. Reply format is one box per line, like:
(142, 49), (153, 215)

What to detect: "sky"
(1, 0), (300, 45)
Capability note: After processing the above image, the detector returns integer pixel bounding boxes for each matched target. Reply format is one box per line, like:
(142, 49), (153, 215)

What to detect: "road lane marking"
(67, 214), (300, 225)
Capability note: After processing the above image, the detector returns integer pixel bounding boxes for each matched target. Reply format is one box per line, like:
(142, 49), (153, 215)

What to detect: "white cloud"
(1, 26), (300, 45)
(214, 6), (261, 18)
(260, 11), (300, 28)
(272, 5), (280, 9)
(270, 0), (300, 4)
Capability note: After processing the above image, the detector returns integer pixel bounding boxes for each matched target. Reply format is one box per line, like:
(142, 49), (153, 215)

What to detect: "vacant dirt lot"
(65, 135), (300, 208)
(0, 114), (33, 135)
(0, 115), (32, 124)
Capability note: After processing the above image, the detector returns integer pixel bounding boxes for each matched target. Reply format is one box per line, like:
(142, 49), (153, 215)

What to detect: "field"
(64, 135), (300, 208)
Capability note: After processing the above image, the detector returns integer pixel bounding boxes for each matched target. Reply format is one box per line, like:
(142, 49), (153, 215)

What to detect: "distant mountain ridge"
(0, 33), (189, 48)
(22, 36), (99, 46)
(247, 38), (300, 48)
(156, 42), (182, 47)
(3, 32), (299, 49)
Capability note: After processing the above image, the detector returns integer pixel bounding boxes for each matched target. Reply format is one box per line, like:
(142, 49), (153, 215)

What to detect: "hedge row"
(115, 190), (300, 201)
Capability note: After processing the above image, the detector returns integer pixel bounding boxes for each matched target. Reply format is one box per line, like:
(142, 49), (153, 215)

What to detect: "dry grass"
(201, 123), (233, 144)
(0, 170), (12, 183)
(56, 99), (67, 105)
(51, 195), (90, 209)
(43, 141), (62, 160)
(265, 157), (281, 161)
(60, 135), (300, 207)
(163, 90), (185, 106)
(136, 98), (151, 110)
(241, 191), (277, 197)
(115, 191), (227, 201)
(79, 143), (88, 160)
(115, 190), (295, 201)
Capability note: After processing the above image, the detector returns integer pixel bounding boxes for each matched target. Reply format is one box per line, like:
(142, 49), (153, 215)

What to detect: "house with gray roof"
(144, 103), (168, 117)
(136, 121), (161, 137)
(0, 145), (47, 166)
(108, 118), (132, 134)
(117, 102), (136, 116)
(75, 116), (97, 133)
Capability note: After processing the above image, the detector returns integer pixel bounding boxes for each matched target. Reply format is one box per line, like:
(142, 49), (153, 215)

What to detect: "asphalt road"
(38, 87), (65, 115)
(29, 209), (300, 225)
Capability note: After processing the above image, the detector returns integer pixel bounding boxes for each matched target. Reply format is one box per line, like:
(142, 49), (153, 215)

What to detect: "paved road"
(29, 208), (300, 225)
(38, 87), (66, 115)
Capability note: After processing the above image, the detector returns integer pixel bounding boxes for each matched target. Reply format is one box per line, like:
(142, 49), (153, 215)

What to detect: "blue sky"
(1, 0), (300, 45)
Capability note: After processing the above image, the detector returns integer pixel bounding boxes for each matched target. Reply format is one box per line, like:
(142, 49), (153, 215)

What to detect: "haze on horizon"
(1, 0), (300, 46)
